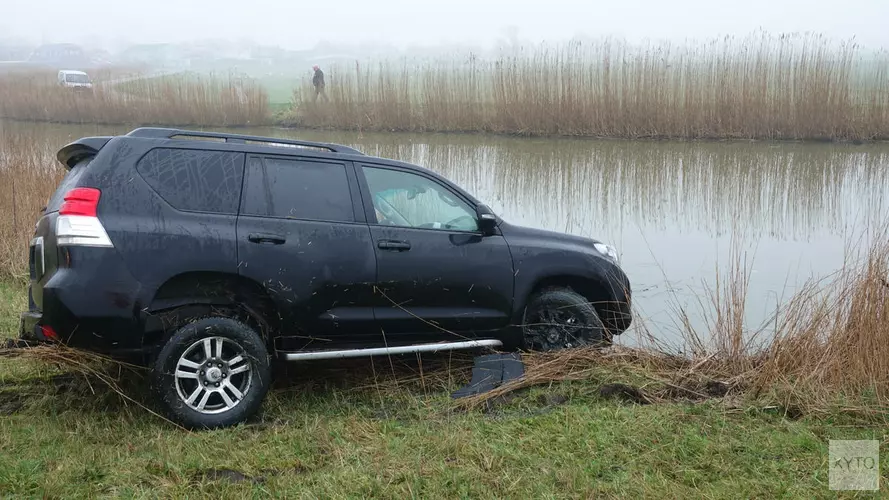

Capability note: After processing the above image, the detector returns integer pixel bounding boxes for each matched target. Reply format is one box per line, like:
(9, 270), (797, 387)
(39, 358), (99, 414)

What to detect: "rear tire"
(152, 317), (271, 429)
(522, 287), (610, 351)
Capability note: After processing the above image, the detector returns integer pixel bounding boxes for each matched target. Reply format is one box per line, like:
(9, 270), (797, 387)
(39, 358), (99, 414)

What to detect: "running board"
(280, 339), (503, 361)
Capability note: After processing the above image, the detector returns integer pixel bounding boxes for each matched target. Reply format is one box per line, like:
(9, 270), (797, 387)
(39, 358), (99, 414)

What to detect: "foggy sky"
(3, 0), (888, 50)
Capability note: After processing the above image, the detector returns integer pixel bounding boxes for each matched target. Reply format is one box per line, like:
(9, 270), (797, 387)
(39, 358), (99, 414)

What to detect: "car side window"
(136, 148), (245, 214)
(362, 166), (478, 232)
(242, 156), (354, 222)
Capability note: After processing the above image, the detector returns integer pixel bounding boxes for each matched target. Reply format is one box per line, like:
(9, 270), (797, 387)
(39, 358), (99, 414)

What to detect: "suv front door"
(237, 156), (377, 348)
(358, 164), (515, 337)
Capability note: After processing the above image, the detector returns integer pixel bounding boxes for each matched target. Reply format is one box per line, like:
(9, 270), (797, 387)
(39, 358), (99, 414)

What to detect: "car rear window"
(45, 158), (91, 213)
(241, 156), (354, 222)
(136, 148), (245, 214)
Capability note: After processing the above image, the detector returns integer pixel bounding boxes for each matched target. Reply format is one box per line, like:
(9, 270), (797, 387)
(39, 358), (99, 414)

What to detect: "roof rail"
(126, 127), (364, 155)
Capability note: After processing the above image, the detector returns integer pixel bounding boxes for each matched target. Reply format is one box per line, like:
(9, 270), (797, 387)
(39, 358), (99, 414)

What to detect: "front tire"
(522, 287), (610, 351)
(152, 317), (271, 429)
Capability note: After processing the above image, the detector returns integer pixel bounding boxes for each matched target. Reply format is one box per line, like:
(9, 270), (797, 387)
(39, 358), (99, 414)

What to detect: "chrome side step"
(281, 339), (503, 361)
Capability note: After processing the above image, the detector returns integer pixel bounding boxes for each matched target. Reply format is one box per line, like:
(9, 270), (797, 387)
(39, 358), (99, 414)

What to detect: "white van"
(57, 70), (93, 90)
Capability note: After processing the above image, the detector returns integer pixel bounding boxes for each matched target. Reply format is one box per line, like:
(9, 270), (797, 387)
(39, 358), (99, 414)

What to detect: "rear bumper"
(20, 297), (144, 352)
(29, 244), (146, 351)
(16, 307), (152, 365)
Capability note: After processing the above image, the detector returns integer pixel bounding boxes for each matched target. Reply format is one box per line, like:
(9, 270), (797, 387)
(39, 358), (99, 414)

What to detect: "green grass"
(1, 280), (887, 498)
(0, 280), (24, 337)
(116, 72), (298, 108)
(256, 74), (301, 106)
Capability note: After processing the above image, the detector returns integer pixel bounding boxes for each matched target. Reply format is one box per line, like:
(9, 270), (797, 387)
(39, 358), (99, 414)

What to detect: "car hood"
(498, 221), (606, 255)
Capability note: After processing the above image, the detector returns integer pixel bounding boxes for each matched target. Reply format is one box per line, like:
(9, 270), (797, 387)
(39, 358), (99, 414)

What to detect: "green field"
(256, 74), (300, 106)
(1, 280), (886, 498)
(113, 71), (297, 107)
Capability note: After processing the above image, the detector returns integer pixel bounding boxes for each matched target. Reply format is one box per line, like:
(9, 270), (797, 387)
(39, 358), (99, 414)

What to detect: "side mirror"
(476, 204), (498, 234)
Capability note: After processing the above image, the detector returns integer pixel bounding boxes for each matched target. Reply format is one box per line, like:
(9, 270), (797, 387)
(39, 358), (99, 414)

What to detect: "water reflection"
(5, 121), (889, 347)
(351, 137), (888, 241)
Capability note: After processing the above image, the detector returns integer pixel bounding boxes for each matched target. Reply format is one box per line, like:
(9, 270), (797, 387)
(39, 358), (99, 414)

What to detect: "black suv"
(19, 128), (632, 428)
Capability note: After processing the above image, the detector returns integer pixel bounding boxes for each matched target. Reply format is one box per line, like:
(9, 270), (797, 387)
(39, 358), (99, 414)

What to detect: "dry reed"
(0, 129), (63, 280)
(0, 71), (270, 127)
(288, 32), (889, 141)
(0, 342), (180, 426)
(747, 233), (889, 406)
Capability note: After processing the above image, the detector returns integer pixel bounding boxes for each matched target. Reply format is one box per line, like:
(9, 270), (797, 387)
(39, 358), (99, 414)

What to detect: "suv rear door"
(236, 155), (377, 347)
(357, 164), (515, 336)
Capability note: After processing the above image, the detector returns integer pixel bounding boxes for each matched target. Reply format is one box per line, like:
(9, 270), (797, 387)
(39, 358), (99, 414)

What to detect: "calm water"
(5, 121), (889, 348)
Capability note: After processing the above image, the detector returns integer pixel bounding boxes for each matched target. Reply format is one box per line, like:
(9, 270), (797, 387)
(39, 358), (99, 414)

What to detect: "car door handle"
(378, 239), (411, 251)
(248, 233), (286, 245)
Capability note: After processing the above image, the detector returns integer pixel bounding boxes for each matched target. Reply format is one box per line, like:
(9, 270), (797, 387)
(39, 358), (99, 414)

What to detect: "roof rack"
(126, 127), (364, 155)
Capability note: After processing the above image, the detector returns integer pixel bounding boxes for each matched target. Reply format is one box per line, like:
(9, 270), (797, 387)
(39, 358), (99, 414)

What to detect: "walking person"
(312, 65), (328, 102)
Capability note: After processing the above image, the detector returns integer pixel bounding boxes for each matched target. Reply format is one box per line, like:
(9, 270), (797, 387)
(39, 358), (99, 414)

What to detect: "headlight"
(593, 242), (618, 261)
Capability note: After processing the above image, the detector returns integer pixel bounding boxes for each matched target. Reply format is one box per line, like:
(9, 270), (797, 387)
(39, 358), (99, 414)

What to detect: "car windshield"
(65, 74), (90, 83)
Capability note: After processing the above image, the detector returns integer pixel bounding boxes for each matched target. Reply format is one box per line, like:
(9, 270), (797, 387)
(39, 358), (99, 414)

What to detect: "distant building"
(116, 43), (190, 69)
(0, 43), (32, 62)
(28, 43), (90, 67)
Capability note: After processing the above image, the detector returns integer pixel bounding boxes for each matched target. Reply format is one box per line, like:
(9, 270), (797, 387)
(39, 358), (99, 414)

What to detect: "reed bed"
(0, 71), (270, 127)
(0, 130), (63, 280)
(288, 32), (889, 141)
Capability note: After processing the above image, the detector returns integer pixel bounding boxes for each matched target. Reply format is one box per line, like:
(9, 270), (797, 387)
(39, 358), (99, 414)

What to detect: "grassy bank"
(0, 71), (270, 127)
(3, 265), (889, 496)
(0, 360), (876, 496)
(284, 33), (889, 141)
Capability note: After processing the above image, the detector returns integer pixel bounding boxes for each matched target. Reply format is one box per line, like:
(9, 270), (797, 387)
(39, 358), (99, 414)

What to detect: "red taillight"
(59, 188), (101, 217)
(40, 325), (59, 341)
